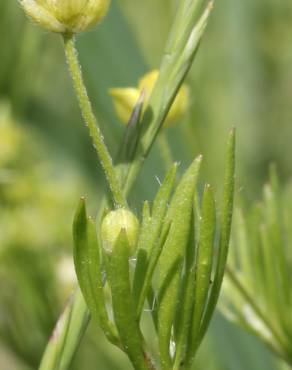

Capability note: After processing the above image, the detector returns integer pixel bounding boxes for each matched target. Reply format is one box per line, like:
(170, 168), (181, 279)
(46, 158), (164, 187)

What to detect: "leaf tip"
(197, 154), (203, 162)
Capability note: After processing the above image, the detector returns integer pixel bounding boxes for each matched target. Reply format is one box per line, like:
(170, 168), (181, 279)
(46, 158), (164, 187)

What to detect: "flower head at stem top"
(19, 0), (110, 33)
(109, 69), (190, 127)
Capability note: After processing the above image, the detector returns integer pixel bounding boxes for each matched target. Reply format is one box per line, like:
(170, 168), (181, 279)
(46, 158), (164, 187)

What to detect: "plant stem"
(39, 34), (153, 370)
(63, 33), (127, 209)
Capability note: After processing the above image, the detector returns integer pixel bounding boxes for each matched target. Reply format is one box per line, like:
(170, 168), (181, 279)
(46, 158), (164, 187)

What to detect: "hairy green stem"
(63, 34), (127, 209)
(39, 34), (154, 370)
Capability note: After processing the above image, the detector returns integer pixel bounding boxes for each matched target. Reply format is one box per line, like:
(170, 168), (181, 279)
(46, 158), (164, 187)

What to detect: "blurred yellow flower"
(19, 0), (110, 33)
(109, 69), (190, 127)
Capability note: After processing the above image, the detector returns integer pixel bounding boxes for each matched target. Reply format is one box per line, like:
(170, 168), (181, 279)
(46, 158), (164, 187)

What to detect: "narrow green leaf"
(157, 156), (202, 370)
(234, 208), (251, 286)
(268, 166), (292, 333)
(39, 297), (74, 370)
(72, 198), (119, 346)
(109, 230), (148, 370)
(185, 185), (216, 366)
(58, 290), (90, 370)
(133, 165), (177, 311)
(199, 128), (236, 339)
(122, 91), (145, 162)
(123, 2), (213, 196)
(263, 181), (289, 308)
(136, 221), (171, 319)
(166, 0), (206, 53)
(248, 204), (265, 295)
(172, 209), (196, 370)
(260, 223), (279, 314)
(147, 285), (158, 332)
(152, 164), (178, 220)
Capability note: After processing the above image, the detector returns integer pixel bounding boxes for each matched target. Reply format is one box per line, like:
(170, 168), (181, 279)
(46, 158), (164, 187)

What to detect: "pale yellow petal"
(83, 0), (110, 29)
(20, 0), (65, 32)
(21, 0), (110, 33)
(138, 69), (159, 101)
(109, 88), (140, 124)
(165, 85), (190, 127)
(110, 69), (189, 127)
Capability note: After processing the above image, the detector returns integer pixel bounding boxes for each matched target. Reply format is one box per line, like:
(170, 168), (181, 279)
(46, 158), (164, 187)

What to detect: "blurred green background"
(0, 0), (292, 369)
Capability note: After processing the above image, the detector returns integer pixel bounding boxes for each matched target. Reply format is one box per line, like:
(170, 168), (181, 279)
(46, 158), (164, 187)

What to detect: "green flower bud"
(101, 209), (139, 256)
(19, 0), (110, 34)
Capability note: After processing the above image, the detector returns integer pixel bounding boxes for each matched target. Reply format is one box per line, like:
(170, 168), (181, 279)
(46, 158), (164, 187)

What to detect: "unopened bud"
(101, 209), (139, 256)
(19, 0), (110, 34)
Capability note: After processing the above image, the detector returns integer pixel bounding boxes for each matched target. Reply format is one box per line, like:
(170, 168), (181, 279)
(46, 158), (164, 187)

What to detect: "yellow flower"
(19, 0), (110, 33)
(109, 69), (190, 127)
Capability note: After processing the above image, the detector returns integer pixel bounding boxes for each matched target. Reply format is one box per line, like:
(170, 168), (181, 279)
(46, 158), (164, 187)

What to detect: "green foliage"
(4, 0), (292, 369)
(221, 166), (292, 366)
(121, 1), (213, 196)
(73, 198), (119, 346)
(73, 130), (235, 370)
(43, 1), (223, 368)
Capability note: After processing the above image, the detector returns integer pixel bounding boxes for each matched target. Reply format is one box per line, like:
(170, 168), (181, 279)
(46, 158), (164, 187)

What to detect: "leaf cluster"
(221, 166), (292, 366)
(73, 131), (235, 370)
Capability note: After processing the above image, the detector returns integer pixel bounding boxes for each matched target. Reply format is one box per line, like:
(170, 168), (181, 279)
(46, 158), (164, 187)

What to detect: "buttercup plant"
(17, 0), (236, 369)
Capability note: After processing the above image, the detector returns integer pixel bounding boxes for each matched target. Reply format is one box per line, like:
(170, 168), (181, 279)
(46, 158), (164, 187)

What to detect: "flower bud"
(101, 209), (139, 256)
(19, 0), (110, 34)
(109, 69), (189, 127)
